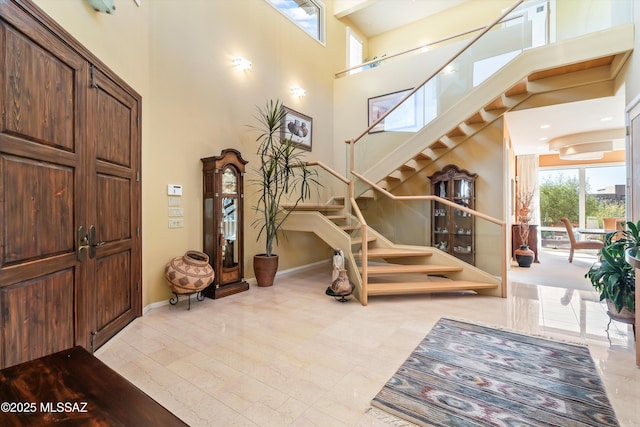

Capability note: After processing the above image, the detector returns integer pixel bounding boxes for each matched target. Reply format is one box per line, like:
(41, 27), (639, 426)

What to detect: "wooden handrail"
(348, 0), (524, 145)
(304, 161), (350, 184)
(352, 171), (504, 225)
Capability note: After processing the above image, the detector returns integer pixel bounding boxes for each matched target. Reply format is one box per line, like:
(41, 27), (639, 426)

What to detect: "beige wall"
(24, 0), (640, 308)
(366, 0), (513, 59)
(33, 0), (346, 307)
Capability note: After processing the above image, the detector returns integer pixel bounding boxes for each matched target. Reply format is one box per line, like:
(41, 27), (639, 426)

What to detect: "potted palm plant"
(250, 99), (318, 287)
(585, 220), (638, 320)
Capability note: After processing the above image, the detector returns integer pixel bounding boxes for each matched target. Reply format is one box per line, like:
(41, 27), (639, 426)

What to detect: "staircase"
(361, 25), (633, 192)
(283, 200), (500, 305)
(282, 18), (634, 306)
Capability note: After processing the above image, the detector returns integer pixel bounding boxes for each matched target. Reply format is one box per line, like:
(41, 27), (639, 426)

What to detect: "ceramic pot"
(606, 299), (635, 321)
(515, 245), (535, 268)
(254, 254), (278, 287)
(165, 250), (214, 294)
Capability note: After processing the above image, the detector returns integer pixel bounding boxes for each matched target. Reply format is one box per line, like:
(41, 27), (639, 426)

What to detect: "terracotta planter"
(515, 245), (535, 268)
(254, 254), (278, 287)
(165, 250), (215, 294)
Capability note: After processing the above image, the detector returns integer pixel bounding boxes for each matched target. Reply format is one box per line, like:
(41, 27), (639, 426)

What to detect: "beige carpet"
(509, 248), (598, 291)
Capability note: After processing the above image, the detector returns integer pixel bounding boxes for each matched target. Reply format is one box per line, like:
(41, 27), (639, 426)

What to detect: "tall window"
(347, 28), (363, 75)
(539, 164), (626, 228)
(266, 0), (325, 44)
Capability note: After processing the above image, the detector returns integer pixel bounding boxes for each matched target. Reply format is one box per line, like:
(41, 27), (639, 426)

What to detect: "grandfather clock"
(201, 149), (249, 299)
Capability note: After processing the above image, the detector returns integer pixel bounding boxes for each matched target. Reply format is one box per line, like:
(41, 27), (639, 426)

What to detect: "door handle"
(77, 226), (89, 261)
(88, 225), (105, 259)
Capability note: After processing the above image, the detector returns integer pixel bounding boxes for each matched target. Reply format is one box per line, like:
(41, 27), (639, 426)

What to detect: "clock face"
(222, 167), (237, 194)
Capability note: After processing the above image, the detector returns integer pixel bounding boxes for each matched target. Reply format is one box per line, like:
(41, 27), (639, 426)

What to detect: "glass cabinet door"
(429, 165), (476, 265)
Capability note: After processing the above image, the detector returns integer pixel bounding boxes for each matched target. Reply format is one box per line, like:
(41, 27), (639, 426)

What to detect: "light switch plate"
(168, 196), (181, 206)
(168, 219), (184, 228)
(168, 207), (184, 217)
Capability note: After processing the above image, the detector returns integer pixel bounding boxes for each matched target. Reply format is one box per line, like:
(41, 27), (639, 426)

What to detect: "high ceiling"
(338, 0), (467, 38)
(336, 0), (626, 157)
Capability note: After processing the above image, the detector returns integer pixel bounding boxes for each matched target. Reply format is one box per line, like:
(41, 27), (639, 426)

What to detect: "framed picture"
(281, 106), (312, 151)
(368, 88), (415, 133)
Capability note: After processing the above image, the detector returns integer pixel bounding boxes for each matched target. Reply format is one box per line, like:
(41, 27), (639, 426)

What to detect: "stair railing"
(335, 7), (529, 78)
(339, 0), (525, 302)
(352, 171), (507, 298)
(345, 0), (524, 159)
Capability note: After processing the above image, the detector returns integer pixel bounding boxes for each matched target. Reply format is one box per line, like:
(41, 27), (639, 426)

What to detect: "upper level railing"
(343, 0), (634, 177)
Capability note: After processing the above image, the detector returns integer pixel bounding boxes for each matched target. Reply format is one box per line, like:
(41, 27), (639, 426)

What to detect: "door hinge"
(136, 116), (140, 127)
(137, 227), (140, 237)
(136, 171), (140, 182)
(89, 64), (98, 89)
(137, 282), (140, 292)
(90, 331), (96, 353)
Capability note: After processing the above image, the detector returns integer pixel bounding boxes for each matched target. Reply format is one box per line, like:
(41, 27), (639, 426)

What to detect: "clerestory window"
(265, 0), (325, 44)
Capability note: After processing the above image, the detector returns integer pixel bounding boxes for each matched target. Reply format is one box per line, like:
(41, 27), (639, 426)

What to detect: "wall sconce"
(87, 0), (116, 14)
(232, 57), (252, 71)
(291, 86), (306, 97)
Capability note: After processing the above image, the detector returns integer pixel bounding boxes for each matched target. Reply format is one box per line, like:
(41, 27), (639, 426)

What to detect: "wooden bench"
(0, 346), (187, 426)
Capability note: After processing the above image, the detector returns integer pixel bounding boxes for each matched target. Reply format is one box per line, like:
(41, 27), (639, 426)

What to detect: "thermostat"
(167, 184), (183, 196)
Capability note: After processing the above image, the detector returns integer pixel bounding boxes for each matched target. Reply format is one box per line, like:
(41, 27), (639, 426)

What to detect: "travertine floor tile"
(96, 249), (638, 426)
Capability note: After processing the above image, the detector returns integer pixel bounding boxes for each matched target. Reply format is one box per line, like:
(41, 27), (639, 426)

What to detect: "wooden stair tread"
(351, 235), (376, 244)
(359, 248), (433, 258)
(325, 214), (347, 220)
(282, 204), (344, 211)
(367, 281), (498, 295)
(362, 264), (463, 275)
(340, 225), (358, 231)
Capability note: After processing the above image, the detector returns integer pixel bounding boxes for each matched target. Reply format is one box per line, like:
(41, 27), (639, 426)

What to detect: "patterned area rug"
(371, 318), (619, 426)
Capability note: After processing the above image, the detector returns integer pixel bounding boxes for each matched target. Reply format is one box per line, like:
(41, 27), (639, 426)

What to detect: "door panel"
(0, 270), (75, 368)
(95, 89), (132, 167)
(87, 68), (140, 350)
(96, 251), (131, 331)
(3, 24), (77, 149)
(97, 174), (131, 241)
(2, 155), (74, 263)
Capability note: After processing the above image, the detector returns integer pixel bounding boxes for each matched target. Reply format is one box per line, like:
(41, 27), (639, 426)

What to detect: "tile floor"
(96, 249), (639, 426)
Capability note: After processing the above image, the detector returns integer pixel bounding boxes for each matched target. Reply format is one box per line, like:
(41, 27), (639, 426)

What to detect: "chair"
(560, 217), (604, 262)
(603, 217), (625, 241)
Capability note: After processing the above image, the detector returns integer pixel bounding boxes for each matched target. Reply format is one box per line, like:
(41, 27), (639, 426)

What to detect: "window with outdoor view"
(539, 165), (626, 247)
(265, 0), (325, 44)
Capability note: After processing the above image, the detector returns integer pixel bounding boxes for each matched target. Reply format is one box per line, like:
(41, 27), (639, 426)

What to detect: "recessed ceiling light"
(539, 137), (548, 141)
(540, 124), (551, 129)
(600, 117), (613, 122)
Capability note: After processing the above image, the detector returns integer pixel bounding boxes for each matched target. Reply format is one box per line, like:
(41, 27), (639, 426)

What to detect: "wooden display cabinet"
(201, 149), (249, 299)
(429, 165), (477, 265)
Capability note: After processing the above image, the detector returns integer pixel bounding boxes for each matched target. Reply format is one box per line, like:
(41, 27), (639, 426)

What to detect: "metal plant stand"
(169, 291), (205, 310)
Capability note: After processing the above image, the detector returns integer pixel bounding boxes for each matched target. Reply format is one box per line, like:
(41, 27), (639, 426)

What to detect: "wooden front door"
(0, 0), (141, 368)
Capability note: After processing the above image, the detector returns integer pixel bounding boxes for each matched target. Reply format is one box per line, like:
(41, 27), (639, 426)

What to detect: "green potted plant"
(250, 99), (318, 287)
(585, 220), (638, 320)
